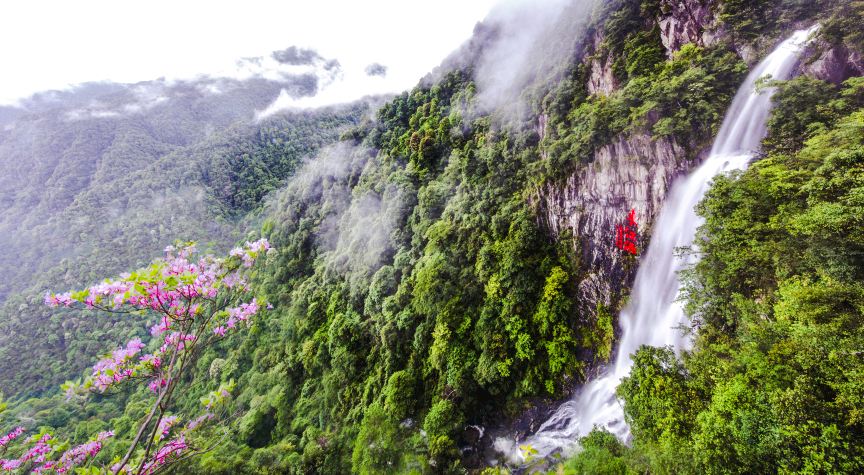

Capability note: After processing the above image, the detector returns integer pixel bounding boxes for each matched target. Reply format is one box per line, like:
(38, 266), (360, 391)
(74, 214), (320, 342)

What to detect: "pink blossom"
(140, 354), (161, 369)
(225, 298), (259, 326)
(148, 378), (167, 393)
(222, 272), (240, 289)
(43, 240), (277, 416)
(157, 416), (179, 440)
(90, 338), (146, 392)
(246, 238), (271, 253)
(187, 413), (214, 430)
(140, 436), (188, 475)
(0, 427), (24, 448)
(0, 459), (21, 470)
(45, 292), (73, 308)
(150, 316), (171, 337)
(20, 434), (52, 463)
(161, 332), (196, 352)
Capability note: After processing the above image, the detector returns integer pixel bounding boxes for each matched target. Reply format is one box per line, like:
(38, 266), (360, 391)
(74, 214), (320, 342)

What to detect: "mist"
(435, 0), (601, 122)
(265, 141), (409, 289)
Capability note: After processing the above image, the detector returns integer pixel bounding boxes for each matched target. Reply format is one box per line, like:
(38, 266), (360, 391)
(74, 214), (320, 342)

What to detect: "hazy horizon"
(0, 0), (498, 107)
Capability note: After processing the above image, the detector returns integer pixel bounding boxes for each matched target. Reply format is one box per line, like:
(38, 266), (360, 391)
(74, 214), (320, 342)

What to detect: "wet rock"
(535, 134), (706, 321)
(658, 0), (719, 55)
(587, 30), (619, 96)
(800, 41), (864, 84)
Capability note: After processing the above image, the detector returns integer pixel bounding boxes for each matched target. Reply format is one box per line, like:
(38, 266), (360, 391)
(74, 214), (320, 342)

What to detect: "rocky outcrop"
(800, 41), (864, 84)
(657, 0), (719, 55)
(535, 134), (704, 320)
(585, 0), (727, 96)
(587, 30), (619, 96)
(588, 57), (619, 96)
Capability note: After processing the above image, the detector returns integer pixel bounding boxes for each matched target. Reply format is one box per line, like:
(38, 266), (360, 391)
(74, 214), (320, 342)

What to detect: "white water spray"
(495, 26), (818, 462)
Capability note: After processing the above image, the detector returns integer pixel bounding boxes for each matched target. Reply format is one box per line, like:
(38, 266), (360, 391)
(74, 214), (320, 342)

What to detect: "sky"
(0, 0), (498, 106)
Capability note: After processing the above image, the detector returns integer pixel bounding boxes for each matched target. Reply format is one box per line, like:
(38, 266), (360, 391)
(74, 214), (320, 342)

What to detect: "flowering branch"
(0, 239), (277, 475)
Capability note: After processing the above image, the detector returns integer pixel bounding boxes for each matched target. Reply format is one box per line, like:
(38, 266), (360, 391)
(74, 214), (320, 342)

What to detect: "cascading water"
(494, 26), (819, 463)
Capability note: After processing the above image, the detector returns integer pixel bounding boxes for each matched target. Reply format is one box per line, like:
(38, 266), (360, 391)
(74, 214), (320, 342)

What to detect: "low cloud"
(63, 84), (169, 121)
(272, 46), (324, 66)
(364, 63), (388, 77)
(266, 142), (407, 287)
(435, 0), (600, 122)
(321, 184), (405, 286)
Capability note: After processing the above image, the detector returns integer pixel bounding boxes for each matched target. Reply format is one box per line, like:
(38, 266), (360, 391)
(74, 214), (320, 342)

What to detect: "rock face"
(586, 0), (723, 96)
(658, 0), (719, 55)
(535, 134), (703, 320)
(588, 56), (619, 96)
(587, 30), (619, 96)
(801, 42), (864, 84)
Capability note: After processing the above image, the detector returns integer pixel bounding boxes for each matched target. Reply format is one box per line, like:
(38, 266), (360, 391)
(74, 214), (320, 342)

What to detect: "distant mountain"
(0, 47), (370, 397)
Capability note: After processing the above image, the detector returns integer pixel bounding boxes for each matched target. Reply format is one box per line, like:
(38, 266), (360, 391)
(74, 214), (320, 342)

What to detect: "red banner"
(615, 209), (638, 255)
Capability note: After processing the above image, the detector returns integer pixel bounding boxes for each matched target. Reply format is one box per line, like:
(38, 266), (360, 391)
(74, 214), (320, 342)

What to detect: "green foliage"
(763, 77), (841, 155)
(352, 403), (402, 474)
(818, 0), (864, 52)
(423, 400), (463, 438)
(552, 429), (638, 475)
(609, 80), (864, 474)
(626, 44), (747, 141)
(718, 0), (825, 41)
(383, 370), (417, 420)
(718, 0), (776, 40)
(532, 266), (581, 393)
(621, 27), (666, 79)
(618, 346), (703, 443)
(541, 41), (746, 181)
(592, 303), (616, 363)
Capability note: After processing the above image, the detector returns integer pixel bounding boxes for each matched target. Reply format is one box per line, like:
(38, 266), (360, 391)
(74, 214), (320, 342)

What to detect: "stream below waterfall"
(493, 25), (820, 465)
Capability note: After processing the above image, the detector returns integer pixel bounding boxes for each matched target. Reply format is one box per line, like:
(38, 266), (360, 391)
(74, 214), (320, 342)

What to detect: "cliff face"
(588, 30), (619, 96)
(658, 0), (719, 54)
(536, 135), (699, 319)
(801, 41), (864, 84)
(539, 2), (719, 320)
(537, 0), (863, 325)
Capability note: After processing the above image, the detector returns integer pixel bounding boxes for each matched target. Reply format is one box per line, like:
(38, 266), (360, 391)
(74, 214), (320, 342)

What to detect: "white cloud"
(0, 0), (497, 105)
(255, 65), (389, 118)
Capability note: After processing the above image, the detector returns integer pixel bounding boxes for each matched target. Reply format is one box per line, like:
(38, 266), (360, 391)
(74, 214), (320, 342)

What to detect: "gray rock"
(800, 41), (864, 84)
(587, 30), (619, 96)
(658, 0), (718, 55)
(534, 134), (706, 321)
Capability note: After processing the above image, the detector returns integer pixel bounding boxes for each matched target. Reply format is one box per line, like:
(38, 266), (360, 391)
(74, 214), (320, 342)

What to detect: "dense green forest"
(0, 69), (367, 398)
(557, 73), (864, 475)
(0, 0), (862, 474)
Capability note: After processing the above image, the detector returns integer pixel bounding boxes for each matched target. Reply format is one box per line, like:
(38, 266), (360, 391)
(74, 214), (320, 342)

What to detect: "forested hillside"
(0, 0), (861, 474)
(0, 55), (367, 398)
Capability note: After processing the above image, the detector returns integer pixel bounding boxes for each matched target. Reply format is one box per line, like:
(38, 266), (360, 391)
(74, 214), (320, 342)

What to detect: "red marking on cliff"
(615, 209), (638, 255)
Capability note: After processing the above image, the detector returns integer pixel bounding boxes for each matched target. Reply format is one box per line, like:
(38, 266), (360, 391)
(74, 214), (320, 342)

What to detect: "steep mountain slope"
(0, 1), (861, 474)
(153, 1), (857, 472)
(0, 52), (368, 398)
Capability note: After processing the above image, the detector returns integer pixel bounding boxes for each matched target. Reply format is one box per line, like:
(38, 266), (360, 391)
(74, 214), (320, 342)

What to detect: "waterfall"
(494, 26), (819, 463)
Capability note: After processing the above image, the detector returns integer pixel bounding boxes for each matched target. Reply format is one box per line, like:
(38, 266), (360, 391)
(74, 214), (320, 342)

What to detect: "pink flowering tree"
(0, 239), (272, 474)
